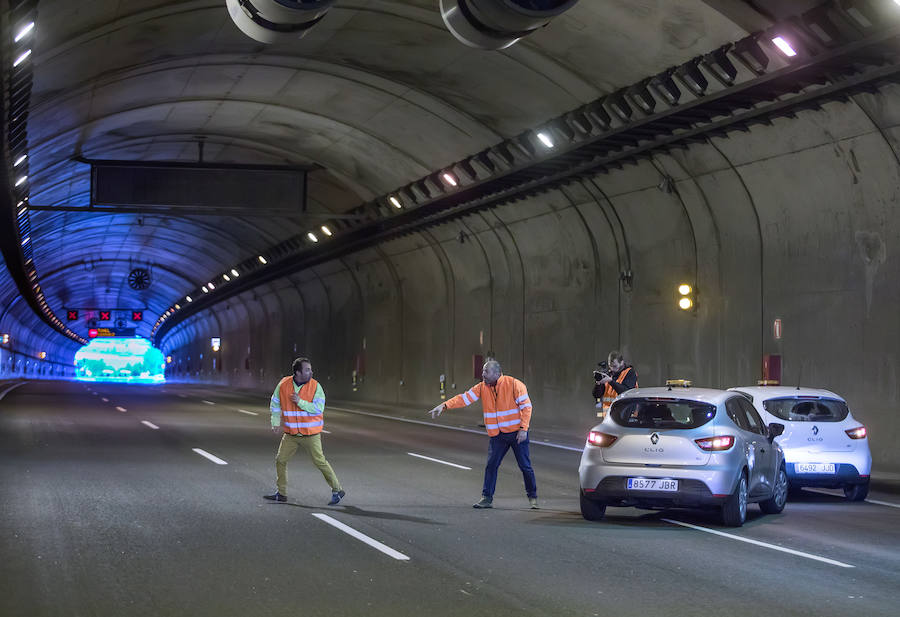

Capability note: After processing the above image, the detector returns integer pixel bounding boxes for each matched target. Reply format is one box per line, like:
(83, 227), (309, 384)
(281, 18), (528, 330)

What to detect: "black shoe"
(328, 490), (346, 505)
(264, 492), (287, 502)
(473, 496), (493, 509)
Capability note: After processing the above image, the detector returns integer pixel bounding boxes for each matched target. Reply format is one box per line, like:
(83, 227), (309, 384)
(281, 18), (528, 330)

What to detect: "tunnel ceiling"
(3, 0), (776, 352)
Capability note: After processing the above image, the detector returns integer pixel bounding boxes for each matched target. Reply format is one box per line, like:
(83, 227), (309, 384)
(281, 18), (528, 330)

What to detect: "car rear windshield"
(609, 398), (717, 429)
(762, 398), (849, 422)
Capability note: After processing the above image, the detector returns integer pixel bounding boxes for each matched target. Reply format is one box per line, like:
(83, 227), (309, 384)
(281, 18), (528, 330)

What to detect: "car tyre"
(759, 464), (788, 514)
(843, 480), (869, 502)
(580, 492), (607, 521)
(721, 473), (747, 527)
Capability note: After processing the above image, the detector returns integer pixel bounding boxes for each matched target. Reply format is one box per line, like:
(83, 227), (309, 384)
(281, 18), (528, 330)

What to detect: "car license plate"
(795, 463), (836, 474)
(627, 478), (678, 491)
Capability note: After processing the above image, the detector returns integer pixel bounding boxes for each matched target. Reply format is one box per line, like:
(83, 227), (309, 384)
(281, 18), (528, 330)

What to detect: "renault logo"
(650, 432), (660, 445)
(812, 425), (819, 435)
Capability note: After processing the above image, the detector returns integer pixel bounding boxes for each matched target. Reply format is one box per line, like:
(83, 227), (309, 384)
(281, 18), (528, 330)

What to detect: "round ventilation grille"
(128, 268), (151, 290)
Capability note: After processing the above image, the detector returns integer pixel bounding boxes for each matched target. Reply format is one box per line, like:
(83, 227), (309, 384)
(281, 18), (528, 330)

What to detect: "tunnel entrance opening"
(74, 337), (165, 384)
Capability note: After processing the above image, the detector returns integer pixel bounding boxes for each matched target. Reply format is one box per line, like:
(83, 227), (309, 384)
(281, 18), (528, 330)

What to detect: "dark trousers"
(482, 431), (537, 498)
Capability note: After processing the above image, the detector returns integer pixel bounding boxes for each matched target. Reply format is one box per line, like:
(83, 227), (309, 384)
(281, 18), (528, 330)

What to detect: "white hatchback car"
(729, 385), (872, 501)
(579, 384), (787, 527)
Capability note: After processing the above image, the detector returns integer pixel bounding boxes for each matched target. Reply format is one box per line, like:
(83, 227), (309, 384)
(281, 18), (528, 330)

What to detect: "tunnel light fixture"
(223, 274), (231, 281)
(771, 36), (797, 57)
(208, 282), (215, 290)
(677, 283), (695, 311)
(13, 154), (26, 167)
(14, 21), (34, 42)
(307, 232), (318, 243)
(13, 49), (31, 67)
(15, 175), (27, 186)
(22, 236), (30, 246)
(321, 225), (332, 237)
(231, 268), (239, 277)
(678, 284), (692, 296)
(186, 295), (193, 303)
(679, 297), (694, 310)
(258, 255), (267, 264)
(202, 286), (209, 293)
(537, 132), (555, 148)
(39, 352), (46, 360)
(174, 304), (181, 310)
(442, 172), (458, 187)
(389, 195), (402, 209)
(166, 356), (172, 364)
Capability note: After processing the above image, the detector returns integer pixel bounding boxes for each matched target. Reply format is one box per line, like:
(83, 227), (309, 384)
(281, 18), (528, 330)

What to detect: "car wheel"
(759, 464), (788, 514)
(580, 492), (607, 521)
(721, 473), (747, 527)
(843, 480), (869, 502)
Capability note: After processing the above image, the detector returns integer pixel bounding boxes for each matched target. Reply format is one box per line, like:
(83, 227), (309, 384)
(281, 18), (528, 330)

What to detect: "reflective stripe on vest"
(279, 376), (323, 436)
(601, 367), (634, 412)
(481, 376), (528, 436)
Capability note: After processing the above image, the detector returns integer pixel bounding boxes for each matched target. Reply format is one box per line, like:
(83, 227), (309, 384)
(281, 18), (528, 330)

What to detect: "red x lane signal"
(99, 311), (111, 321)
(67, 310), (78, 321)
(132, 311), (143, 321)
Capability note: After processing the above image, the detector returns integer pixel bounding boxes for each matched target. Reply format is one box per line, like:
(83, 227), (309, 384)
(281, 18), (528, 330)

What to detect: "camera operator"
(593, 351), (638, 416)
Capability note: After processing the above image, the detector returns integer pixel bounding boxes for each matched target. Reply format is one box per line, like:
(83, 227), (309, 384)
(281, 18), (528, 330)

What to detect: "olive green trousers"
(275, 432), (342, 495)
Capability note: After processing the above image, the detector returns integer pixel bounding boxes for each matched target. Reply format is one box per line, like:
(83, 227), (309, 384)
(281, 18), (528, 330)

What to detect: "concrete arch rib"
(418, 229), (456, 386)
(484, 210), (526, 378)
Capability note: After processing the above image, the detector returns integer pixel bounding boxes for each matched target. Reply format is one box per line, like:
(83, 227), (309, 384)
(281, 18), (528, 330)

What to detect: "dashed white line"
(805, 487), (900, 509)
(177, 394), (187, 399)
(101, 397), (109, 402)
(141, 421), (160, 430)
(311, 513), (409, 561)
(662, 519), (855, 568)
(115, 406), (127, 413)
(407, 452), (471, 470)
(236, 409), (259, 416)
(201, 400), (216, 405)
(192, 448), (228, 465)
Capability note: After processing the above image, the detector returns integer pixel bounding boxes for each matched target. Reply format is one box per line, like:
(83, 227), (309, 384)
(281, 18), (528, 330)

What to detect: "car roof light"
(665, 379), (692, 387)
(757, 380), (780, 386)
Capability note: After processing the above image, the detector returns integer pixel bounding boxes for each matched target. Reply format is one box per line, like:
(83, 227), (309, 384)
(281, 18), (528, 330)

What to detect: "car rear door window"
(737, 398), (765, 435)
(609, 398), (716, 429)
(762, 398), (849, 422)
(725, 397), (750, 431)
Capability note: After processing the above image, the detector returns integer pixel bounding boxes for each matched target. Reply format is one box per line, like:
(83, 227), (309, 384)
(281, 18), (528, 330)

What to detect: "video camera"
(593, 361), (610, 382)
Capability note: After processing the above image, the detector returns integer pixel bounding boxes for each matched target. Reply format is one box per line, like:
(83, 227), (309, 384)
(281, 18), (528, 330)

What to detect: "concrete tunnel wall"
(160, 88), (900, 473)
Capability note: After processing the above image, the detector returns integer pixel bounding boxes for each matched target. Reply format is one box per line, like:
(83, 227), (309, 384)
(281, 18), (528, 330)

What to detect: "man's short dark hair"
(292, 357), (311, 373)
(608, 350), (624, 363)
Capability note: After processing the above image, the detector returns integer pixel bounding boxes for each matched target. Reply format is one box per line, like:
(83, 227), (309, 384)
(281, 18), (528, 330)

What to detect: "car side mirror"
(767, 422), (785, 442)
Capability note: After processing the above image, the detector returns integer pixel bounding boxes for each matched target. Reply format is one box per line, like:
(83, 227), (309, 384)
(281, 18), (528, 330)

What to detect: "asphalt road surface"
(1, 380), (898, 617)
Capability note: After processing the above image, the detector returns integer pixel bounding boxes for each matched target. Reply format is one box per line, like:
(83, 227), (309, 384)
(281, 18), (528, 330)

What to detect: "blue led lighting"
(74, 337), (165, 384)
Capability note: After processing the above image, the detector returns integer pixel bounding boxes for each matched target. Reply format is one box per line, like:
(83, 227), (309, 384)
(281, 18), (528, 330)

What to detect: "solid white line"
(805, 487), (900, 509)
(192, 448), (228, 465)
(407, 452), (471, 470)
(0, 381), (27, 401)
(141, 420), (160, 430)
(662, 519), (855, 568)
(236, 409), (258, 416)
(115, 406), (127, 412)
(328, 406), (584, 452)
(311, 513), (409, 561)
(201, 400), (216, 405)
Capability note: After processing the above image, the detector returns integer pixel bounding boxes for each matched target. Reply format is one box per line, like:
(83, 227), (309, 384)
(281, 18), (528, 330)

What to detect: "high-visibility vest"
(601, 367), (636, 412)
(278, 376), (324, 436)
(444, 375), (532, 436)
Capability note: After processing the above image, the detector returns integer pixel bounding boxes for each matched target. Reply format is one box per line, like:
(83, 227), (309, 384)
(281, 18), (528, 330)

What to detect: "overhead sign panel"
(90, 161), (308, 212)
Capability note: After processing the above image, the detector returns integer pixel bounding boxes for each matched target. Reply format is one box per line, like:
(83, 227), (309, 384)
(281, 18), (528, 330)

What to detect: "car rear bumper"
(786, 463), (868, 487)
(582, 476), (728, 509)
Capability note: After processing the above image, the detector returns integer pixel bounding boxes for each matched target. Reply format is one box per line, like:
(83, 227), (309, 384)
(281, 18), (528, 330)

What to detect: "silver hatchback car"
(578, 384), (788, 526)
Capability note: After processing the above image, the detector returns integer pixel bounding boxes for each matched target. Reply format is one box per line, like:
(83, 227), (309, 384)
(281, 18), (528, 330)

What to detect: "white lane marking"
(662, 519), (855, 568)
(322, 429), (331, 434)
(328, 406), (584, 452)
(177, 394), (187, 398)
(192, 448), (228, 465)
(805, 487), (900, 509)
(141, 421), (160, 430)
(0, 381), (27, 401)
(201, 400), (216, 405)
(115, 406), (127, 412)
(102, 397), (109, 402)
(407, 452), (471, 470)
(236, 409), (258, 416)
(311, 513), (409, 561)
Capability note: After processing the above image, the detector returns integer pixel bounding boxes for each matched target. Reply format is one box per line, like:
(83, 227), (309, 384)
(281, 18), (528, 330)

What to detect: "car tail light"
(845, 426), (867, 439)
(695, 435), (735, 451)
(587, 431), (618, 447)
